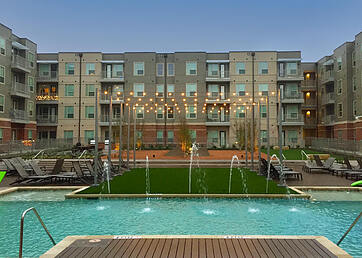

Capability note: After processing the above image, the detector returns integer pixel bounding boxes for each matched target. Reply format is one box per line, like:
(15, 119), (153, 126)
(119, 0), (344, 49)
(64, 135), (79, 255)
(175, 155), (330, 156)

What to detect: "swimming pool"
(0, 190), (361, 257)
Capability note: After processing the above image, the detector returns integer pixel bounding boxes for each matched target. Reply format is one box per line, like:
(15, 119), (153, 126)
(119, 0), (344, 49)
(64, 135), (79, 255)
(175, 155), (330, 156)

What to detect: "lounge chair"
(2, 159), (16, 173)
(303, 155), (335, 173)
(28, 160), (79, 183)
(9, 158), (54, 185)
(71, 161), (93, 183)
(261, 158), (302, 181)
(357, 158), (362, 169)
(343, 157), (362, 180)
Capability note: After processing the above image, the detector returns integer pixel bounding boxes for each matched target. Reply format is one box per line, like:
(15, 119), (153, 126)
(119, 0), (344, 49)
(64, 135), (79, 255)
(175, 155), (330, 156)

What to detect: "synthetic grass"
(80, 168), (295, 194)
(261, 148), (345, 161)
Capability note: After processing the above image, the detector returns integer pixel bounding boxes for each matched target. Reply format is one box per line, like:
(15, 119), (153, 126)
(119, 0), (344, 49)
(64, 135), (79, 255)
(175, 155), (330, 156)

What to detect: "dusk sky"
(1, 0), (362, 61)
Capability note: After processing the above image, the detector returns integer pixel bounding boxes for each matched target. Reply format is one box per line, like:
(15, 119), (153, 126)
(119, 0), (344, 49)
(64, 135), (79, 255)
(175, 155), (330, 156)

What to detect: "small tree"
(233, 120), (245, 150)
(177, 117), (192, 153)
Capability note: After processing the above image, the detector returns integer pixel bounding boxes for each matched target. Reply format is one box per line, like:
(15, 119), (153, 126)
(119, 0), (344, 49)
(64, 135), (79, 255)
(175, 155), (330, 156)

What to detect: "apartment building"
(317, 32), (362, 141)
(0, 23), (37, 143)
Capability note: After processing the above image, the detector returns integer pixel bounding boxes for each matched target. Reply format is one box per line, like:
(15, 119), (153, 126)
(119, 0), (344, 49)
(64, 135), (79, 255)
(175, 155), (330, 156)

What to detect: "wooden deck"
(42, 236), (350, 258)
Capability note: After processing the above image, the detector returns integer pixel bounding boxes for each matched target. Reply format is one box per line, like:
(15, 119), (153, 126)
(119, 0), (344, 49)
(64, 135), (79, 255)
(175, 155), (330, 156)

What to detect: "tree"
(177, 117), (192, 153)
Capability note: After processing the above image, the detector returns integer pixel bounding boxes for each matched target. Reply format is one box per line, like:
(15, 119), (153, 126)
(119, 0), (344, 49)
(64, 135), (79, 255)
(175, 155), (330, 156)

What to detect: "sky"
(1, 0), (362, 61)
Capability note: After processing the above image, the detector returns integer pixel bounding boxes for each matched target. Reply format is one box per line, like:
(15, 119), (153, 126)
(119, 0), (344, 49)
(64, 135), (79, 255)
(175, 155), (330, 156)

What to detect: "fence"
(306, 137), (362, 157)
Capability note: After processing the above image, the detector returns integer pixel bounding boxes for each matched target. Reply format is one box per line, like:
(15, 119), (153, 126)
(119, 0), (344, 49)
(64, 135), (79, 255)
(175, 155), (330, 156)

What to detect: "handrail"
(19, 207), (56, 258)
(282, 154), (286, 160)
(337, 212), (362, 246)
(78, 149), (87, 159)
(301, 150), (309, 160)
(32, 150), (45, 160)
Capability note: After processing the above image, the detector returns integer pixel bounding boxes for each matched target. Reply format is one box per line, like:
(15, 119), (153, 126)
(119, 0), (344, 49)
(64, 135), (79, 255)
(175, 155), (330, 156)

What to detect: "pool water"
(0, 192), (361, 257)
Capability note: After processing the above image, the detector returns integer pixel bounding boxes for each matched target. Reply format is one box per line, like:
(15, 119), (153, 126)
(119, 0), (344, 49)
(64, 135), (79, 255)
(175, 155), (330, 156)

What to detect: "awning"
(101, 60), (124, 63)
(323, 59), (334, 66)
(277, 58), (301, 62)
(37, 60), (58, 63)
(206, 60), (229, 63)
(12, 41), (29, 50)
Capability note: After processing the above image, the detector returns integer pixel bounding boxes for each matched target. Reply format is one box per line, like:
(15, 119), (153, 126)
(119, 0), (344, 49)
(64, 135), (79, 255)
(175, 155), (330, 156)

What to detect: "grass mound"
(80, 168), (295, 194)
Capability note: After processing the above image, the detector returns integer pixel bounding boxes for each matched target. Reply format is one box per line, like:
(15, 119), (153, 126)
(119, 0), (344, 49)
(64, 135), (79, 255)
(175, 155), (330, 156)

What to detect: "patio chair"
(71, 161), (93, 183)
(28, 160), (79, 183)
(2, 159), (16, 173)
(9, 158), (54, 185)
(357, 158), (362, 169)
(303, 155), (335, 173)
(343, 157), (362, 180)
(262, 158), (302, 181)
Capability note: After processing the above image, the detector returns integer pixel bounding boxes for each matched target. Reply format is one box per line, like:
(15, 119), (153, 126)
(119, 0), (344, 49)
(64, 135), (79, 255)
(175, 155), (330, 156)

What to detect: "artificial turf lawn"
(80, 168), (295, 194)
(260, 148), (345, 161)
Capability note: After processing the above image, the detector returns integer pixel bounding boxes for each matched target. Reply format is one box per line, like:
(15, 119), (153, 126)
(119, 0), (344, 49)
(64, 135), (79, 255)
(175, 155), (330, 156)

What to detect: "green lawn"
(80, 168), (294, 195)
(260, 148), (345, 161)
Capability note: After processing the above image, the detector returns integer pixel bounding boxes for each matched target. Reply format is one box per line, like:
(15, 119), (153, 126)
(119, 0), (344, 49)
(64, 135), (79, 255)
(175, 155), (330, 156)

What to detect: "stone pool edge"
(40, 235), (351, 258)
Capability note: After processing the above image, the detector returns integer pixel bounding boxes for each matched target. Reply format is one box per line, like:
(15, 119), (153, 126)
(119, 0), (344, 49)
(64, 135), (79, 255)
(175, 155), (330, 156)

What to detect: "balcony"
(37, 71), (58, 82)
(205, 115), (230, 126)
(11, 55), (32, 73)
(99, 115), (121, 126)
(36, 94), (59, 104)
(100, 71), (124, 82)
(301, 80), (317, 91)
(282, 116), (304, 126)
(205, 92), (230, 103)
(278, 72), (304, 81)
(302, 98), (317, 109)
(206, 70), (230, 82)
(10, 110), (29, 123)
(37, 115), (58, 125)
(99, 92), (124, 104)
(304, 118), (317, 128)
(281, 92), (304, 104)
(321, 92), (335, 105)
(322, 114), (335, 125)
(321, 70), (334, 84)
(11, 82), (30, 98)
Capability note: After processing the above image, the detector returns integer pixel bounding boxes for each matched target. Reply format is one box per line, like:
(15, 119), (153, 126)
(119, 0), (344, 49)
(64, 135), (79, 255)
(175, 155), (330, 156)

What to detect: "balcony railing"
(10, 110), (29, 122)
(102, 71), (124, 80)
(36, 94), (59, 102)
(301, 79), (317, 90)
(322, 92), (335, 105)
(304, 118), (317, 127)
(12, 55), (31, 71)
(37, 71), (58, 81)
(99, 92), (124, 103)
(206, 70), (230, 80)
(206, 115), (230, 123)
(283, 92), (302, 99)
(37, 115), (58, 124)
(12, 82), (30, 97)
(206, 92), (230, 100)
(324, 114), (335, 124)
(322, 70), (334, 84)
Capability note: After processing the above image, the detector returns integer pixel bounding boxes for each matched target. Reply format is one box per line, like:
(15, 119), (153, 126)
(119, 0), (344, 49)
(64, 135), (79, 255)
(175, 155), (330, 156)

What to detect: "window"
(85, 130), (94, 143)
(64, 106), (74, 118)
(190, 130), (196, 142)
(236, 106), (245, 118)
(113, 64), (123, 77)
(235, 84), (245, 96)
(279, 63), (285, 77)
(28, 76), (34, 92)
(134, 62), (144, 76)
(85, 106), (95, 118)
(156, 85), (164, 97)
(208, 130), (218, 144)
(261, 130), (267, 143)
(337, 80), (342, 95)
(0, 95), (4, 112)
(135, 106), (144, 119)
(208, 85), (219, 98)
(186, 83), (197, 97)
(352, 77), (356, 92)
(208, 108), (218, 120)
(258, 84), (268, 96)
(167, 106), (174, 119)
(286, 63), (297, 75)
(86, 84), (95, 96)
(258, 62), (268, 74)
(167, 84), (174, 97)
(134, 83), (144, 97)
(260, 105), (267, 118)
(65, 84), (74, 96)
(156, 107), (163, 119)
(157, 131), (163, 143)
(86, 63), (95, 75)
(186, 105), (197, 119)
(353, 101), (357, 116)
(39, 64), (50, 77)
(28, 101), (34, 117)
(236, 62), (245, 74)
(285, 83), (298, 98)
(65, 63), (74, 75)
(208, 64), (219, 76)
(167, 63), (175, 76)
(0, 128), (3, 143)
(0, 37), (5, 55)
(287, 105), (298, 119)
(157, 63), (164, 76)
(168, 131), (174, 143)
(64, 130), (73, 139)
(338, 103), (343, 117)
(337, 57), (342, 71)
(0, 66), (5, 84)
(288, 130), (298, 143)
(28, 52), (35, 68)
(186, 61), (197, 75)
(28, 130), (33, 140)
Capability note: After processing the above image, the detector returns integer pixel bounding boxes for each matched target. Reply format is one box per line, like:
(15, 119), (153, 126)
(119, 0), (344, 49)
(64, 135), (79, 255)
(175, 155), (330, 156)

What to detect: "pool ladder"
(337, 211), (362, 246)
(19, 207), (56, 258)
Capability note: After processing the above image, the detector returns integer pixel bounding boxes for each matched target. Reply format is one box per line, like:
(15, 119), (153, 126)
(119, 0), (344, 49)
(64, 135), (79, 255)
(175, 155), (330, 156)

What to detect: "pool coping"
(40, 235), (351, 258)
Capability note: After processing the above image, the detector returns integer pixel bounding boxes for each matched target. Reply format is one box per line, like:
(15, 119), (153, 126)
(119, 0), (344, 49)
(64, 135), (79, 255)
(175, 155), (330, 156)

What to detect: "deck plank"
(136, 239), (154, 258)
(237, 239), (252, 257)
(151, 238), (166, 258)
(160, 239), (172, 257)
(305, 239), (337, 258)
(298, 239), (323, 257)
(278, 239), (299, 257)
(103, 239), (127, 257)
(184, 238), (192, 258)
(245, 239), (261, 258)
(218, 239), (230, 258)
(251, 239), (268, 258)
(231, 239), (245, 258)
(121, 239), (141, 257)
(169, 238), (180, 258)
(205, 239), (214, 257)
(191, 239), (199, 258)
(129, 239), (147, 258)
(212, 239), (222, 258)
(199, 238), (207, 258)
(257, 239), (276, 258)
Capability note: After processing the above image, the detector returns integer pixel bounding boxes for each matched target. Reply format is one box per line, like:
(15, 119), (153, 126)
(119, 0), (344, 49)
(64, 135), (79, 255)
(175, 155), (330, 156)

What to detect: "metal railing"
(322, 92), (335, 105)
(12, 82), (30, 95)
(303, 98), (317, 107)
(37, 115), (58, 124)
(304, 118), (317, 126)
(337, 212), (361, 246)
(323, 114), (335, 124)
(206, 70), (230, 79)
(12, 55), (31, 70)
(283, 92), (302, 99)
(301, 79), (317, 89)
(102, 70), (124, 79)
(206, 92), (230, 100)
(206, 115), (230, 123)
(306, 137), (362, 156)
(99, 92), (124, 102)
(37, 71), (58, 81)
(322, 70), (334, 83)
(282, 116), (303, 123)
(19, 207), (56, 258)
(10, 110), (29, 121)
